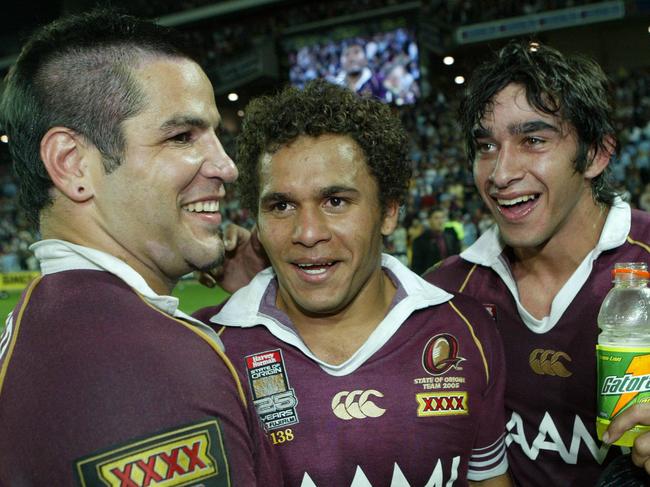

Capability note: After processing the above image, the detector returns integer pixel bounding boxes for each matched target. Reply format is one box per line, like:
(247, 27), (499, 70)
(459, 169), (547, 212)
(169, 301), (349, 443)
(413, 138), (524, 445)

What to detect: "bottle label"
(596, 345), (650, 446)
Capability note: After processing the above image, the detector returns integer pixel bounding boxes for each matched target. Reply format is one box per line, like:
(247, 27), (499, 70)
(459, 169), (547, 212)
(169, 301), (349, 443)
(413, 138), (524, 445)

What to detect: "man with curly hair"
(195, 79), (512, 486)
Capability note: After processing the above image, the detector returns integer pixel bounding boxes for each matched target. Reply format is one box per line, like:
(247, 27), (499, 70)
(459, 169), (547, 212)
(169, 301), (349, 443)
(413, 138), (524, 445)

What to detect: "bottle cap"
(612, 267), (650, 279)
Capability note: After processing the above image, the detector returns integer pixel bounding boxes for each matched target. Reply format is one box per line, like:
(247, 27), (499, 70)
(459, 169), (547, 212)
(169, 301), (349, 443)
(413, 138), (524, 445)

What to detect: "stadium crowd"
(4, 63), (648, 273)
(0, 0), (648, 273)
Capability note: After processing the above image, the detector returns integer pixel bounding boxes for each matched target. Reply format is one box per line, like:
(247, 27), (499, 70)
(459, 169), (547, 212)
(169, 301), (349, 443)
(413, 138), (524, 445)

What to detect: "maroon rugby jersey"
(196, 254), (508, 486)
(0, 269), (281, 486)
(425, 202), (650, 486)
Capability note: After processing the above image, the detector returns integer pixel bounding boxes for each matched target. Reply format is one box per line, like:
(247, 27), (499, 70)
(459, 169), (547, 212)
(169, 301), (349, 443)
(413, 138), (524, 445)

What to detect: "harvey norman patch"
(245, 349), (299, 431)
(74, 419), (229, 487)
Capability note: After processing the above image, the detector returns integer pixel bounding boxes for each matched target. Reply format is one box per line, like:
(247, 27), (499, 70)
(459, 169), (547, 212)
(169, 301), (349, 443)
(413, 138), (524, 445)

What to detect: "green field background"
(0, 279), (229, 333)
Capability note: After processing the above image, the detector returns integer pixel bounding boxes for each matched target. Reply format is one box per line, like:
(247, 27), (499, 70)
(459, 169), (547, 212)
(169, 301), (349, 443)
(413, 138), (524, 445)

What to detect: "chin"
(184, 242), (225, 272)
(500, 230), (548, 250)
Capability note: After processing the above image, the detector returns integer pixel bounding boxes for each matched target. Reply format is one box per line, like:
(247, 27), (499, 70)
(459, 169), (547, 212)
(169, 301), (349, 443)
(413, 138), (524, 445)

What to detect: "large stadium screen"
(282, 18), (420, 106)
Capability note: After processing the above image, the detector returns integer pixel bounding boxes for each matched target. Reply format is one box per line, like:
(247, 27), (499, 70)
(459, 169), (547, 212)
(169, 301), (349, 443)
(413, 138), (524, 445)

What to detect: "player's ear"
(381, 200), (400, 236)
(584, 135), (616, 180)
(40, 127), (95, 203)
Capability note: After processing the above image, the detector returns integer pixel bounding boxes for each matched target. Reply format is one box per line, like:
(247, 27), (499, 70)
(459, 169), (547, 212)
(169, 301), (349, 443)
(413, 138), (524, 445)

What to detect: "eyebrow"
(158, 115), (219, 132)
(259, 186), (359, 206)
(472, 120), (560, 139)
(508, 120), (560, 135)
(259, 192), (291, 206)
(322, 185), (359, 198)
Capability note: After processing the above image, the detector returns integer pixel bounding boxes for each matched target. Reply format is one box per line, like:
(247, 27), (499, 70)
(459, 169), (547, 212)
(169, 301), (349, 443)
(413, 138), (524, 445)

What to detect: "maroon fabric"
(199, 292), (507, 486)
(0, 269), (281, 486)
(425, 209), (650, 487)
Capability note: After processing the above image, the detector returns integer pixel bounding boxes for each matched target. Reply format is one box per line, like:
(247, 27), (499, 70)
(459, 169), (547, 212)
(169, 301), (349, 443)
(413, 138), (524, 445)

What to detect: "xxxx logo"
(101, 441), (209, 486)
(529, 349), (572, 377)
(331, 390), (386, 420)
(416, 392), (468, 417)
(75, 419), (229, 487)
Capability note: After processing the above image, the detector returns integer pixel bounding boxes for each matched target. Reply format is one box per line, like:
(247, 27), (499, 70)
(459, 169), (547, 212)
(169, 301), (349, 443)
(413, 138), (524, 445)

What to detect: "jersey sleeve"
(450, 293), (509, 481)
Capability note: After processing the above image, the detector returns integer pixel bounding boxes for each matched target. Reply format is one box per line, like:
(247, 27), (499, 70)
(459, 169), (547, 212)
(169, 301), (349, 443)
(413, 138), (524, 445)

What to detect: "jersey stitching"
(626, 235), (650, 254)
(0, 276), (42, 400)
(135, 294), (248, 407)
(448, 300), (489, 384)
(458, 264), (478, 293)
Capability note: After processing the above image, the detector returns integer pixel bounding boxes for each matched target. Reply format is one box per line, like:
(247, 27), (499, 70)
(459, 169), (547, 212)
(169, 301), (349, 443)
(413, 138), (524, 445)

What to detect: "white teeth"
(303, 268), (327, 275)
(183, 200), (219, 213)
(497, 194), (537, 206)
(297, 263), (334, 275)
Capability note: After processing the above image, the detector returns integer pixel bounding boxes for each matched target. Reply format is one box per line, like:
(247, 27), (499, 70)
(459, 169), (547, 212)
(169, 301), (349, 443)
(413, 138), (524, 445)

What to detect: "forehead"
(259, 134), (373, 190)
(129, 57), (219, 126)
(482, 83), (555, 125)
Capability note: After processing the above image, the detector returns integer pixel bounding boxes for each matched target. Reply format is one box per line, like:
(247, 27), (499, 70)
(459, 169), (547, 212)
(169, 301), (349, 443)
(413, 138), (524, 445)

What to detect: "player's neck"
(510, 197), (609, 319)
(41, 212), (176, 296)
(279, 269), (396, 365)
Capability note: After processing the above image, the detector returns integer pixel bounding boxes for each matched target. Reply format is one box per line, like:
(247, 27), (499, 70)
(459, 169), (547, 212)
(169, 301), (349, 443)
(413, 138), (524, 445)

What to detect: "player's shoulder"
(445, 291), (495, 327)
(414, 288), (497, 340)
(629, 208), (650, 245)
(422, 255), (476, 290)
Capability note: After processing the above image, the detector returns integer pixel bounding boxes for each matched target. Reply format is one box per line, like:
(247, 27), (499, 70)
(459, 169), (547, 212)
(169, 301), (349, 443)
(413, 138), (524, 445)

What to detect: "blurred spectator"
(0, 0), (648, 273)
(411, 207), (461, 275)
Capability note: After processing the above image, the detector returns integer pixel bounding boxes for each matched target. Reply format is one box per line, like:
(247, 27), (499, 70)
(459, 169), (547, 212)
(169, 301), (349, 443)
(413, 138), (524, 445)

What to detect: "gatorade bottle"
(596, 262), (650, 446)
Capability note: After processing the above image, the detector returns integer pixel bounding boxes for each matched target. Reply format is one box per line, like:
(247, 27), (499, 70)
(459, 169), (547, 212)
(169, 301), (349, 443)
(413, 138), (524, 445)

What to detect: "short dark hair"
(460, 40), (618, 205)
(0, 9), (192, 226)
(236, 79), (412, 216)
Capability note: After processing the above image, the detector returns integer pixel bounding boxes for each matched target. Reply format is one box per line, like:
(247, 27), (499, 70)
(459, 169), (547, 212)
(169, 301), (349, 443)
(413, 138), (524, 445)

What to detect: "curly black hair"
(460, 40), (618, 205)
(236, 79), (412, 216)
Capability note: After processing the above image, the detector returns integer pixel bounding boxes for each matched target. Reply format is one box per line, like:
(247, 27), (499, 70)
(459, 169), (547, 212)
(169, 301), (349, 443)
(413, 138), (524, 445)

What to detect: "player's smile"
(492, 192), (540, 222)
(291, 259), (340, 282)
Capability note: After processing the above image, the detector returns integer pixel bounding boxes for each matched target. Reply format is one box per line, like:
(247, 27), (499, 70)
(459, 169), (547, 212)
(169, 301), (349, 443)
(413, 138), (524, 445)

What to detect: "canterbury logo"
(529, 349), (572, 377)
(331, 390), (386, 420)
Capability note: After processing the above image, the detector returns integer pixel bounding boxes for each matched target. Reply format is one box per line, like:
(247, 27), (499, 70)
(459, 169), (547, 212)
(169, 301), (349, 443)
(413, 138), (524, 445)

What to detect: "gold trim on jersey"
(136, 295), (248, 407)
(448, 300), (489, 384)
(458, 264), (478, 293)
(0, 276), (42, 400)
(627, 235), (650, 254)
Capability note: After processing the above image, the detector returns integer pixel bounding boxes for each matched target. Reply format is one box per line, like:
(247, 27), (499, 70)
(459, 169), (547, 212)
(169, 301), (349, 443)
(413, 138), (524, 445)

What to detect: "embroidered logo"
(529, 349), (572, 377)
(74, 419), (229, 487)
(416, 392), (469, 416)
(331, 390), (386, 420)
(245, 349), (299, 431)
(422, 334), (465, 376)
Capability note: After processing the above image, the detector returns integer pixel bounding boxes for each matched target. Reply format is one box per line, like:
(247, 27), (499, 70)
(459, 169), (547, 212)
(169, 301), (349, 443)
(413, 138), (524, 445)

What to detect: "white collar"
(31, 239), (223, 348)
(459, 198), (630, 333)
(211, 253), (452, 376)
